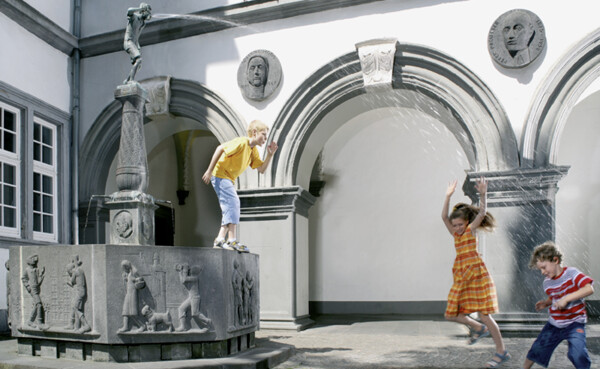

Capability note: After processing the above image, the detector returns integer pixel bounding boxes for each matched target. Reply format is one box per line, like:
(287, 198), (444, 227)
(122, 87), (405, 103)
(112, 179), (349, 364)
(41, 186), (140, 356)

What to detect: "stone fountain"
(7, 3), (259, 363)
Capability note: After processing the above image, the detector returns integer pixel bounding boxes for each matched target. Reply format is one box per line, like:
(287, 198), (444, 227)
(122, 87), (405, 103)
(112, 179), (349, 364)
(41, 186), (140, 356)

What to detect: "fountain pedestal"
(9, 245), (259, 362)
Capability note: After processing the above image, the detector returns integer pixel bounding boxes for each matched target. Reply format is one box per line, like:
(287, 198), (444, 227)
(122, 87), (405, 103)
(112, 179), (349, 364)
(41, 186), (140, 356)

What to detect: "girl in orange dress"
(441, 178), (509, 368)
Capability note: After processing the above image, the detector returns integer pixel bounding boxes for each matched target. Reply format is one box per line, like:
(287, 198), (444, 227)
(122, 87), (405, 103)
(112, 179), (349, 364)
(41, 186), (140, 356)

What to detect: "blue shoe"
(468, 325), (489, 345)
(485, 351), (510, 368)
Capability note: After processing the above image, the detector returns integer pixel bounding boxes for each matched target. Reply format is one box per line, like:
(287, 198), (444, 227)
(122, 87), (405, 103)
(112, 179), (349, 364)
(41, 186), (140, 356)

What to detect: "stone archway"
(78, 78), (246, 243)
(79, 77), (246, 203)
(522, 28), (600, 167)
(265, 42), (519, 189)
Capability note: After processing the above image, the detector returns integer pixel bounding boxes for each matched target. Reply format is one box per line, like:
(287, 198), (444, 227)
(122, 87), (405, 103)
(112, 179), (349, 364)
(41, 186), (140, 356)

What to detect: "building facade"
(1, 0), (600, 330)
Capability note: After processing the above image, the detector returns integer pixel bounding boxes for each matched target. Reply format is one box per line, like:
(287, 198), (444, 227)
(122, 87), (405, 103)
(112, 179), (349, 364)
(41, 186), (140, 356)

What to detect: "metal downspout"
(71, 0), (81, 244)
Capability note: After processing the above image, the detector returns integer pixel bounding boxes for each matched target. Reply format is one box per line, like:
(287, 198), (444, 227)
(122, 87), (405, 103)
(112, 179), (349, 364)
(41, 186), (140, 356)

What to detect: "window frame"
(0, 81), (70, 246)
(0, 101), (21, 238)
(32, 118), (58, 242)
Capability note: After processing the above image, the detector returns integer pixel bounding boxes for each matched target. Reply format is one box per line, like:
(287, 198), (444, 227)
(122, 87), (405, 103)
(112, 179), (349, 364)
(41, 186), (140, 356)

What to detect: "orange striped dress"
(445, 225), (498, 317)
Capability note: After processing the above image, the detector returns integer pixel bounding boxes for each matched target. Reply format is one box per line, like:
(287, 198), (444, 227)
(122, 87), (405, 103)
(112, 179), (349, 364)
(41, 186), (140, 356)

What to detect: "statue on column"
(123, 3), (152, 84)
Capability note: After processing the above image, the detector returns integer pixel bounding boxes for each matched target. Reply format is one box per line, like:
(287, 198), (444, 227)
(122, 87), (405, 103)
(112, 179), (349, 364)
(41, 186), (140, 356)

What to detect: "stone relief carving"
(114, 210), (134, 240)
(123, 3), (152, 84)
(356, 38), (397, 90)
(232, 260), (244, 327)
(230, 259), (257, 330)
(117, 260), (147, 333)
(141, 305), (173, 332)
(488, 9), (546, 68)
(64, 255), (91, 334)
(237, 50), (282, 101)
(243, 271), (255, 325)
(143, 76), (172, 117)
(175, 263), (212, 332)
(21, 255), (49, 330)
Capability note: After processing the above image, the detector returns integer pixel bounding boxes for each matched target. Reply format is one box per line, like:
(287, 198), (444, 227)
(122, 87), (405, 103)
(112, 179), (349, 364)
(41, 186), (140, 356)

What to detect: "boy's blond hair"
(247, 120), (268, 137)
(529, 241), (563, 269)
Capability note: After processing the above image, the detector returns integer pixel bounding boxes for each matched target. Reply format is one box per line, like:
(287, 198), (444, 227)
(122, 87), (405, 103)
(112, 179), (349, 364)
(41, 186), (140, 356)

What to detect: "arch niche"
(248, 41), (519, 328)
(78, 78), (246, 244)
(266, 42), (519, 189)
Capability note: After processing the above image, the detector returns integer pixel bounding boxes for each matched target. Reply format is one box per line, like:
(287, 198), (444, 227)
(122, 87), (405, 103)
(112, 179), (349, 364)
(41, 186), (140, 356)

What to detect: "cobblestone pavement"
(256, 316), (600, 369)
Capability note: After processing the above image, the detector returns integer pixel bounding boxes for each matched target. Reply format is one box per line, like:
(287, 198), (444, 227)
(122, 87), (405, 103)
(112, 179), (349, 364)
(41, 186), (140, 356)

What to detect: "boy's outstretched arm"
(554, 283), (594, 310)
(202, 145), (224, 184)
(257, 141), (278, 174)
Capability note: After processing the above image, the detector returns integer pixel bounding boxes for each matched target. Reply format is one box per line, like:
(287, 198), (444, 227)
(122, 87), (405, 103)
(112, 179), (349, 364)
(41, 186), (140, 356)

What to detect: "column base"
(260, 316), (315, 331)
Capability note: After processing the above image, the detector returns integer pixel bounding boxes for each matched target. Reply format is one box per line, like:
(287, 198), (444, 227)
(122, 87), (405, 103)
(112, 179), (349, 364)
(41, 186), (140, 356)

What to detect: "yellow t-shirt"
(212, 137), (264, 182)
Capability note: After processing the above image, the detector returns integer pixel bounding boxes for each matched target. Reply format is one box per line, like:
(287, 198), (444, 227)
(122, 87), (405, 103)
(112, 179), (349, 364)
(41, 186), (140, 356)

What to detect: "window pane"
(33, 172), (40, 190)
(43, 215), (53, 233)
(34, 123), (40, 141)
(43, 195), (52, 213)
(34, 213), (41, 232)
(34, 143), (41, 161)
(3, 185), (14, 206)
(42, 175), (52, 194)
(33, 193), (41, 211)
(42, 126), (52, 145)
(4, 110), (15, 132)
(42, 146), (52, 165)
(4, 207), (15, 227)
(4, 164), (14, 184)
(4, 132), (15, 153)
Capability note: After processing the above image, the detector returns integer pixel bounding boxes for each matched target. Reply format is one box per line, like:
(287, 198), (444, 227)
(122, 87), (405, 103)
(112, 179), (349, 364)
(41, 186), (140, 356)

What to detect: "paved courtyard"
(258, 315), (600, 369)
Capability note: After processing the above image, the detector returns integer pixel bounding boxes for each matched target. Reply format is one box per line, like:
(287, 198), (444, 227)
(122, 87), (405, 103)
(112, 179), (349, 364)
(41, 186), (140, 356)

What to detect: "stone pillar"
(238, 186), (316, 330)
(106, 82), (157, 246)
(463, 167), (569, 321)
(114, 82), (149, 193)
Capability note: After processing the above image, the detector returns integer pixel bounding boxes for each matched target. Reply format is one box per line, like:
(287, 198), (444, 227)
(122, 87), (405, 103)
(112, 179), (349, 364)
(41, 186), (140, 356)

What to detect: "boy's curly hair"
(529, 241), (563, 269)
(449, 203), (495, 232)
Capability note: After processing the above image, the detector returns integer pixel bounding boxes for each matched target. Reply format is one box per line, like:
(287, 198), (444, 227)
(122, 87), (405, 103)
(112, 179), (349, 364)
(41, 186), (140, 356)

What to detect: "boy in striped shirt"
(523, 241), (594, 369)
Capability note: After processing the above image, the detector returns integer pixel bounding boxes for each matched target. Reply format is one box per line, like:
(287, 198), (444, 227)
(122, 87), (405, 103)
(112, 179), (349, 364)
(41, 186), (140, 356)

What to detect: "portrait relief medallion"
(488, 9), (546, 68)
(237, 50), (282, 102)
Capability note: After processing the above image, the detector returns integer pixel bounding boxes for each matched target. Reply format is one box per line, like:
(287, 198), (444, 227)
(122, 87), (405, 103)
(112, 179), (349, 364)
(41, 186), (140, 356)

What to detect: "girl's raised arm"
(469, 177), (488, 231)
(442, 180), (457, 235)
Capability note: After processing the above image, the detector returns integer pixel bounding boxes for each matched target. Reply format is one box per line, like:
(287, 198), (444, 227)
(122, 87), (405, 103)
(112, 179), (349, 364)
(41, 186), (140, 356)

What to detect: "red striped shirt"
(544, 267), (593, 328)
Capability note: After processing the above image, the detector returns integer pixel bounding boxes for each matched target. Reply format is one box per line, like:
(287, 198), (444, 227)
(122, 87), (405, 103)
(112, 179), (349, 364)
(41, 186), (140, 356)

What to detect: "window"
(33, 119), (57, 242)
(0, 102), (20, 237)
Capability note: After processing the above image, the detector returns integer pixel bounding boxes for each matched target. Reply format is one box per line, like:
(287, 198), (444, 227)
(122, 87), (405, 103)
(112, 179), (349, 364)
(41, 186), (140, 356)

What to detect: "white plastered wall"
(80, 1), (600, 148)
(24, 0), (72, 32)
(556, 89), (600, 302)
(0, 12), (71, 112)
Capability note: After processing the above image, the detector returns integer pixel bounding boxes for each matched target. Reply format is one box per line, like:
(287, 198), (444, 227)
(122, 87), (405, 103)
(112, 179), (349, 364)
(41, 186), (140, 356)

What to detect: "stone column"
(106, 82), (157, 246)
(114, 82), (149, 193)
(238, 186), (316, 330)
(463, 167), (569, 323)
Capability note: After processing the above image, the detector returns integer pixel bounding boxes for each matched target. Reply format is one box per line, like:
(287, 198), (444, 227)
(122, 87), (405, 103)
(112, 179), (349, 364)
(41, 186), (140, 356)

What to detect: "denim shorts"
(526, 321), (590, 369)
(211, 176), (240, 225)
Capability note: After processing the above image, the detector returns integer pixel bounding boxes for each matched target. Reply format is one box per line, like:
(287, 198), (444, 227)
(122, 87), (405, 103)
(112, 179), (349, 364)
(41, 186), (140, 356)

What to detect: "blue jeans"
(211, 177), (240, 225)
(526, 321), (590, 369)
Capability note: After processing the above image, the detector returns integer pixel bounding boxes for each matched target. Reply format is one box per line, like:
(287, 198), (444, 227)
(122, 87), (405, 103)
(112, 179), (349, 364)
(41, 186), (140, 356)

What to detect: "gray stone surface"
(0, 335), (293, 368)
(262, 316), (600, 369)
(8, 245), (259, 362)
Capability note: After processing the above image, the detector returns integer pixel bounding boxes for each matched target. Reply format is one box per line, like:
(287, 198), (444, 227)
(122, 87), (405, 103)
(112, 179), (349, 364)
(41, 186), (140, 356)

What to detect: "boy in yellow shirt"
(202, 120), (278, 252)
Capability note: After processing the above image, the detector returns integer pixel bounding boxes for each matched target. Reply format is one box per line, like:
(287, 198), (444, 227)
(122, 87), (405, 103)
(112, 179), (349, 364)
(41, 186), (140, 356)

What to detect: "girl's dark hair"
(449, 203), (495, 232)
